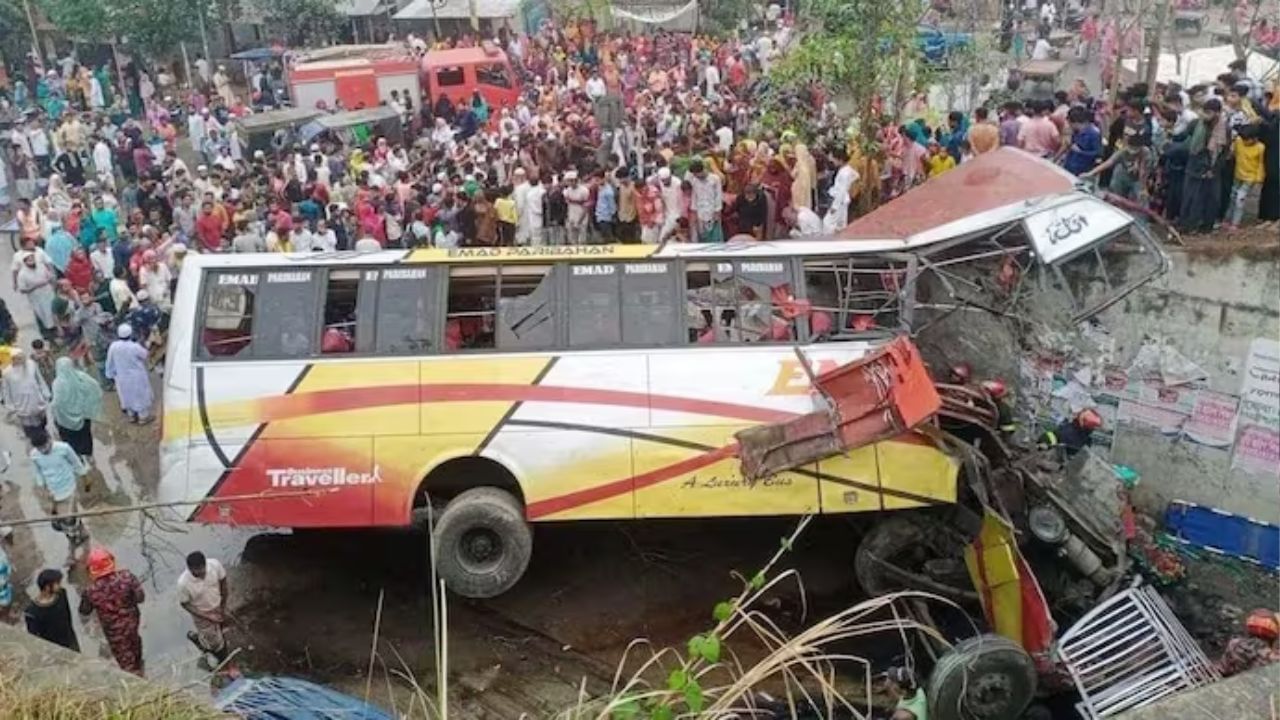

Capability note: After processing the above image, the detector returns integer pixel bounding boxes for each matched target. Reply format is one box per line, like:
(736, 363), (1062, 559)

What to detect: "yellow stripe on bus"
(407, 245), (659, 263)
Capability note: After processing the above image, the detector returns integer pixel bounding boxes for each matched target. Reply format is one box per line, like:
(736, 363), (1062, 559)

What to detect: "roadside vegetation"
(0, 658), (228, 720)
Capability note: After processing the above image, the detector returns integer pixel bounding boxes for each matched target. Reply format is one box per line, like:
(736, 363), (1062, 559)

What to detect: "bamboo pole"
(2, 488), (339, 528)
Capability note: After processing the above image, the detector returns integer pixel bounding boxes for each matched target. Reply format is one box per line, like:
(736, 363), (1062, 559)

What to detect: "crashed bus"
(159, 149), (1169, 717)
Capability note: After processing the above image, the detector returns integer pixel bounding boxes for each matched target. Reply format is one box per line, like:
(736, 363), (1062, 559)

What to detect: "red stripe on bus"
(525, 444), (740, 519)
(253, 383), (794, 425)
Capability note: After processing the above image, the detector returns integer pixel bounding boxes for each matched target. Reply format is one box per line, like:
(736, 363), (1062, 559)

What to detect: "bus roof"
(178, 240), (924, 271)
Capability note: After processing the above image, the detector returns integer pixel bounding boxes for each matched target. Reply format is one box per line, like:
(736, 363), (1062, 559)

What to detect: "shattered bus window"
(802, 259), (906, 338)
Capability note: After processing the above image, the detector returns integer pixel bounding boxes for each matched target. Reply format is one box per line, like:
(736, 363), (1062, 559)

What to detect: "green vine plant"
(560, 516), (965, 719)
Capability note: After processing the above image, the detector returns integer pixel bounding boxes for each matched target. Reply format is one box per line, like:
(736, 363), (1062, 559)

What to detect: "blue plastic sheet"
(1164, 500), (1280, 571)
(215, 677), (396, 720)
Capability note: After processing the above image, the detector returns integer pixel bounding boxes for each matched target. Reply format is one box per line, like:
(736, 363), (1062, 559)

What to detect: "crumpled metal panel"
(736, 337), (941, 480)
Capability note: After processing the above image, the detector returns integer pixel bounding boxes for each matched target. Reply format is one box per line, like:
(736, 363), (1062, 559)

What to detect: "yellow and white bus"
(160, 241), (963, 597)
(158, 158), (1168, 598)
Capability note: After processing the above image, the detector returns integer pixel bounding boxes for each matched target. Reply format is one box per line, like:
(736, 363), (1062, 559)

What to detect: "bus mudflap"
(735, 337), (941, 480)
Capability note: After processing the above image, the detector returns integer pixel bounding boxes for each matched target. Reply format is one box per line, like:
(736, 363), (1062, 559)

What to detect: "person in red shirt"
(194, 202), (225, 252)
(637, 175), (665, 243)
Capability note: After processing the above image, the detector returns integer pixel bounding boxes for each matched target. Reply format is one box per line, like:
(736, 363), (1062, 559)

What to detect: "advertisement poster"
(1238, 338), (1280, 431)
(1232, 424), (1280, 476)
(1116, 398), (1187, 435)
(1183, 390), (1239, 448)
(1233, 338), (1280, 476)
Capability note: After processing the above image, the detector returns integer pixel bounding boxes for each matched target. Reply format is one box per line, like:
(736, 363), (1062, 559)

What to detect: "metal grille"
(1058, 584), (1220, 718)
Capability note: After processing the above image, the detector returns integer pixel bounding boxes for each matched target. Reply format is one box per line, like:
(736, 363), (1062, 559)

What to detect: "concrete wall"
(1092, 250), (1280, 524)
(914, 247), (1280, 525)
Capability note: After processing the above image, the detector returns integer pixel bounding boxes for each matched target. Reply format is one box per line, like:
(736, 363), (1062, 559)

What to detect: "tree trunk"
(1144, 0), (1169, 89)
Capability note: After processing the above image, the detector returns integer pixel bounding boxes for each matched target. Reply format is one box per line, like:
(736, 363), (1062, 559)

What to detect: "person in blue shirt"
(90, 196), (120, 245)
(29, 426), (90, 562)
(594, 171), (618, 243)
(44, 221), (77, 275)
(1062, 106), (1102, 177)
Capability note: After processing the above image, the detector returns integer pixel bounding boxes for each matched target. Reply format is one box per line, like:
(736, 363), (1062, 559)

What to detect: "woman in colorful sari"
(727, 140), (756, 195)
(761, 158), (792, 223)
(790, 143), (817, 211)
(80, 547), (146, 676)
(94, 65), (115, 108)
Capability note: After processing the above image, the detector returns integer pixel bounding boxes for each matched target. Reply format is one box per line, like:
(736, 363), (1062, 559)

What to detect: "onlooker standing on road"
(104, 324), (154, 424)
(2, 349), (51, 442)
(25, 568), (81, 651)
(80, 547), (146, 675)
(28, 426), (89, 562)
(178, 551), (230, 662)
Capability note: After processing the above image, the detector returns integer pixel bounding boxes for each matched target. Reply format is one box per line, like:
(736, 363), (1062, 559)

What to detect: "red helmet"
(981, 379), (1008, 399)
(87, 547), (116, 580)
(1246, 609), (1279, 641)
(1076, 409), (1103, 430)
(949, 362), (973, 383)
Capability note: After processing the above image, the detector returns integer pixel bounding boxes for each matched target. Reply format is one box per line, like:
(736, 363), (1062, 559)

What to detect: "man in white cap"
(105, 324), (154, 424)
(562, 170), (590, 245)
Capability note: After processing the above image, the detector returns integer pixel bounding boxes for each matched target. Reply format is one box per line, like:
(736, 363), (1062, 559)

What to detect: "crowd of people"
(0, 1), (1277, 679)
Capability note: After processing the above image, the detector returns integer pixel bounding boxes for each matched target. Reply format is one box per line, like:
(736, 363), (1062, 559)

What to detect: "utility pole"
(21, 0), (42, 66)
(198, 3), (213, 67)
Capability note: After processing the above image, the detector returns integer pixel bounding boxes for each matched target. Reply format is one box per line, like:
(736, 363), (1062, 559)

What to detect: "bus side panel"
(419, 355), (558, 435)
(632, 425), (820, 519)
(191, 436), (375, 527)
(489, 429), (635, 521)
(877, 437), (960, 510)
(373, 434), (487, 525)
(817, 446), (884, 513)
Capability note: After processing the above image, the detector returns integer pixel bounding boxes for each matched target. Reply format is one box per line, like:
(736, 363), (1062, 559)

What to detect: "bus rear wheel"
(432, 487), (532, 599)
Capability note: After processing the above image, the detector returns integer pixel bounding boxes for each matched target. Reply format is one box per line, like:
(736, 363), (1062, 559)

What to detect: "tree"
(36, 0), (207, 59)
(253, 0), (345, 47)
(765, 0), (925, 135)
(0, 0), (35, 66)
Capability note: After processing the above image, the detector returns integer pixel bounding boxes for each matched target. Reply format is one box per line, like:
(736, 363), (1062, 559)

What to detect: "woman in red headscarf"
(63, 248), (95, 296)
(79, 547), (147, 675)
(356, 201), (387, 245)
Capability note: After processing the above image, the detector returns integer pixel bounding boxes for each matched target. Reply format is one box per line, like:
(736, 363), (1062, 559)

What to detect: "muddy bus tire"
(433, 487), (532, 599)
(926, 634), (1036, 720)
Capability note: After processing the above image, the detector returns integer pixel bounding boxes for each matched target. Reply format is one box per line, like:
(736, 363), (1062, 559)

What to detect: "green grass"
(0, 659), (228, 720)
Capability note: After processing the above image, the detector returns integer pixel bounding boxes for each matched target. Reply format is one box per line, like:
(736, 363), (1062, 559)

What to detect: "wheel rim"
(458, 527), (504, 574)
(966, 671), (1016, 717)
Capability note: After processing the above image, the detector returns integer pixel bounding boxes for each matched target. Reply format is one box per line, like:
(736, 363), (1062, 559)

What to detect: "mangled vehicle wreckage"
(726, 147), (1170, 718)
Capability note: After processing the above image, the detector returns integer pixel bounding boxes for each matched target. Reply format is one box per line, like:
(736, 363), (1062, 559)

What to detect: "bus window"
(321, 269), (361, 354)
(446, 267), (496, 351)
(686, 262), (731, 343)
(255, 270), (317, 358)
(477, 63), (512, 88)
(621, 262), (678, 346)
(736, 260), (795, 342)
(376, 267), (439, 354)
(497, 265), (556, 351)
(199, 273), (258, 359)
(568, 264), (620, 347)
(436, 66), (465, 87)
